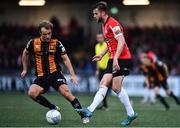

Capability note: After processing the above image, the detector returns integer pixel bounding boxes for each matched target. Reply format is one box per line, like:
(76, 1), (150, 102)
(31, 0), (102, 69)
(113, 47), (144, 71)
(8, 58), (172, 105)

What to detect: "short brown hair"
(39, 20), (53, 30)
(92, 1), (108, 13)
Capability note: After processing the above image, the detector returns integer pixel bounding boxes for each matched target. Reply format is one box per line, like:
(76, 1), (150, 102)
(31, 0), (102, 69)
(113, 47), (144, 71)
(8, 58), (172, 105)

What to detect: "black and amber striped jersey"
(140, 61), (167, 83)
(26, 38), (66, 77)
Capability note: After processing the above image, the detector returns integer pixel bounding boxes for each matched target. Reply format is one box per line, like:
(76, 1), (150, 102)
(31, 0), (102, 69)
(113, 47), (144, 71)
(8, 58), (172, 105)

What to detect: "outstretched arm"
(92, 46), (108, 62)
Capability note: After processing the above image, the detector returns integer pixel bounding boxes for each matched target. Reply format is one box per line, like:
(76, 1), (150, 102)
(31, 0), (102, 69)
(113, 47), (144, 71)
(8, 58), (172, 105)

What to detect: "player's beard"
(42, 37), (51, 42)
(97, 17), (103, 23)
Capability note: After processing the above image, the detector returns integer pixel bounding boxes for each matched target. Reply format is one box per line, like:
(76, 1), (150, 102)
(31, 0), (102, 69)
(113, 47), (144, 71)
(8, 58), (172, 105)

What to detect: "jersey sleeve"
(26, 39), (33, 53)
(157, 61), (163, 67)
(156, 61), (167, 74)
(57, 41), (66, 55)
(109, 20), (123, 38)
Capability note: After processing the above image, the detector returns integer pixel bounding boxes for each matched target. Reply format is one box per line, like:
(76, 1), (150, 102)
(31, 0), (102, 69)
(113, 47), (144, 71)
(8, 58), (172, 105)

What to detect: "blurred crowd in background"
(0, 17), (180, 75)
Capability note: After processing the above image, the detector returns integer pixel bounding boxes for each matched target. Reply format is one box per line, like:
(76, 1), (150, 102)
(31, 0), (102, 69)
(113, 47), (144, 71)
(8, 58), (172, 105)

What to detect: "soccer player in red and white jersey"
(76, 1), (138, 126)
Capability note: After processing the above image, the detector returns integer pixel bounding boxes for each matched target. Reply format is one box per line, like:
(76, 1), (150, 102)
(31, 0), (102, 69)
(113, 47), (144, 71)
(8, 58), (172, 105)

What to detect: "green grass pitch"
(0, 92), (180, 127)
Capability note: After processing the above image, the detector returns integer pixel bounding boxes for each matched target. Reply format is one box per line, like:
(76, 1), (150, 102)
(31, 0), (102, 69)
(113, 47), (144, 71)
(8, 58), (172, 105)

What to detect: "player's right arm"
(92, 46), (108, 62)
(95, 44), (99, 76)
(95, 62), (100, 76)
(21, 40), (32, 78)
(21, 49), (29, 78)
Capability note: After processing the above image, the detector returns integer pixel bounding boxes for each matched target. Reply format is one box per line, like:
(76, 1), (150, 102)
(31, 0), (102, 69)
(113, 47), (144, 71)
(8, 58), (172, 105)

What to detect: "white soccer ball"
(46, 110), (61, 124)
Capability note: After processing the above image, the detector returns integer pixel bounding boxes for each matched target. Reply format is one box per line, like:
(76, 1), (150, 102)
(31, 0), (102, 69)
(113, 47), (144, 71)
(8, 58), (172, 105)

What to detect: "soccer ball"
(46, 110), (61, 124)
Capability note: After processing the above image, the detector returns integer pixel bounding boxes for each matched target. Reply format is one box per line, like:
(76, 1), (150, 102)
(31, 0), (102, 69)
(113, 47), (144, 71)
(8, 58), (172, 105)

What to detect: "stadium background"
(0, 0), (180, 127)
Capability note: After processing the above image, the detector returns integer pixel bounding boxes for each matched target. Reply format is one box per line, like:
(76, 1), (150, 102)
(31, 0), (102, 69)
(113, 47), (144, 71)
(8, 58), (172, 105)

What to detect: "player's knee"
(28, 89), (38, 99)
(100, 80), (105, 85)
(62, 89), (72, 100)
(166, 90), (171, 96)
(112, 86), (120, 94)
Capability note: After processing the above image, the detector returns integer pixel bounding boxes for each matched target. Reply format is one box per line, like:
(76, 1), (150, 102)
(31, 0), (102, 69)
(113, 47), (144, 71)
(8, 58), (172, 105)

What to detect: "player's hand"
(70, 75), (78, 85)
(92, 55), (102, 62)
(113, 58), (120, 71)
(21, 70), (27, 79)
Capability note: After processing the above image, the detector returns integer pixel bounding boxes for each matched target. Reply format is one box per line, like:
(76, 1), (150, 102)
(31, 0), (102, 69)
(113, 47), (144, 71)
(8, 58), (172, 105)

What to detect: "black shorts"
(33, 71), (67, 92)
(105, 59), (133, 77)
(154, 80), (169, 90)
(98, 69), (106, 81)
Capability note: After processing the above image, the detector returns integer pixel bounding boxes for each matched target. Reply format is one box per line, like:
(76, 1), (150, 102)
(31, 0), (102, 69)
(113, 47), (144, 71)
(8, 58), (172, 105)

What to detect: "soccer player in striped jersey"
(140, 51), (180, 110)
(21, 20), (89, 123)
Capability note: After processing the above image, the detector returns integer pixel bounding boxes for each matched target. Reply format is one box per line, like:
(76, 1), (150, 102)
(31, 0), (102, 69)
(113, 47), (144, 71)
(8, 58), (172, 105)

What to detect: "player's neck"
(102, 15), (109, 24)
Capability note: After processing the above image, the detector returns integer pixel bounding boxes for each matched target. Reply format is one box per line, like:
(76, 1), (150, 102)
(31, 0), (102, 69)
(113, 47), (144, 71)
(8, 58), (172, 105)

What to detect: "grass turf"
(0, 92), (180, 127)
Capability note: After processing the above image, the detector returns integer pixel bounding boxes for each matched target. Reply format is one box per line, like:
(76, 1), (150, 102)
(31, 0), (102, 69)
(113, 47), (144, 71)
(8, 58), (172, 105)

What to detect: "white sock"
(143, 88), (149, 102)
(150, 89), (156, 103)
(148, 88), (152, 101)
(87, 85), (108, 112)
(117, 88), (135, 116)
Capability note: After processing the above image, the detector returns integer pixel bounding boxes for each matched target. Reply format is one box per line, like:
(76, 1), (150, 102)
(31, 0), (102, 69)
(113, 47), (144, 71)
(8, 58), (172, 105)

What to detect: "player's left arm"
(57, 41), (78, 85)
(61, 54), (78, 85)
(110, 25), (125, 70)
(113, 35), (125, 70)
(114, 35), (125, 59)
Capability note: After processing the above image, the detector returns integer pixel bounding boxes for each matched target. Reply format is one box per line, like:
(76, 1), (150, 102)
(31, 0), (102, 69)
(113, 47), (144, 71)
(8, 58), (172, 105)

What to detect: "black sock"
(170, 92), (180, 105)
(34, 95), (56, 110)
(70, 98), (84, 118)
(157, 94), (170, 110)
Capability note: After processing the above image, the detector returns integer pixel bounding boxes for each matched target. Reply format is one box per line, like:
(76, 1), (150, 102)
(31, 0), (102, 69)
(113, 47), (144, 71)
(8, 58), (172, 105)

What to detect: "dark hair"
(92, 1), (108, 13)
(39, 20), (53, 30)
